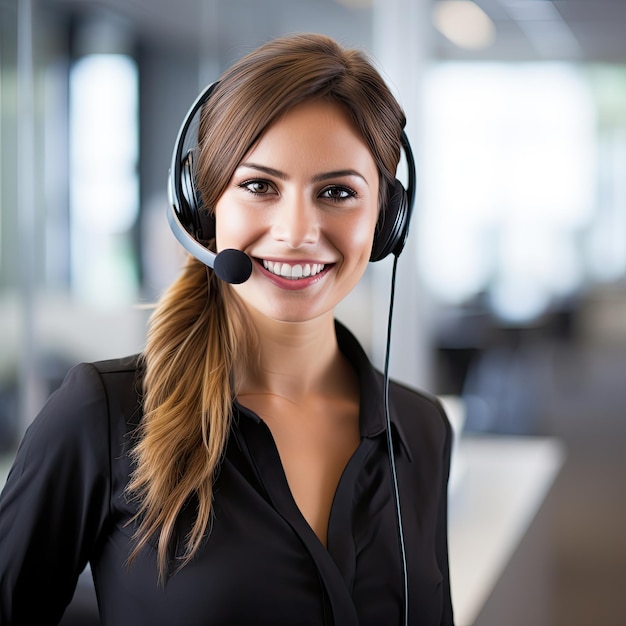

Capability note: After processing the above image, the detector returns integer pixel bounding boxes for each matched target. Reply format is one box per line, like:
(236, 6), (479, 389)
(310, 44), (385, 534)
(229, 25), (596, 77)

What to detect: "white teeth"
(262, 260), (325, 280)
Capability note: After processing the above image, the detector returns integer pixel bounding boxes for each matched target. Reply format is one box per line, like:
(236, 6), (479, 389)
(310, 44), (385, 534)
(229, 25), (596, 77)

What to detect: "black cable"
(382, 254), (409, 626)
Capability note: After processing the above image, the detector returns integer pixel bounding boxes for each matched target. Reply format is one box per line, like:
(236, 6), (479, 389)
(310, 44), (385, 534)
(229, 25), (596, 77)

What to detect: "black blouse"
(0, 322), (454, 626)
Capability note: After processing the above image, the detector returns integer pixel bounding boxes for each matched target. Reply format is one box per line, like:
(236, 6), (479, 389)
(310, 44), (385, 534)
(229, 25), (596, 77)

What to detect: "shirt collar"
(334, 320), (412, 459)
(233, 320), (411, 457)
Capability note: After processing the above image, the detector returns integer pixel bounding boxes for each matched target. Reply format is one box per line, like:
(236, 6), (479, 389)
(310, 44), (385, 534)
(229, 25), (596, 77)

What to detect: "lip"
(254, 258), (334, 290)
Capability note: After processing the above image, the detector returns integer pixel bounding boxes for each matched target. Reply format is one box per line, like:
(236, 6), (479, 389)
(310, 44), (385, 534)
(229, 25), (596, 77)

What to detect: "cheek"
(214, 198), (255, 250)
(342, 211), (379, 260)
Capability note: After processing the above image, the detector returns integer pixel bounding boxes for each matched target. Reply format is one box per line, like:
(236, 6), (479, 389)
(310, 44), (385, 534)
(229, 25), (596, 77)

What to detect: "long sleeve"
(0, 363), (112, 626)
(436, 399), (455, 626)
(387, 378), (456, 626)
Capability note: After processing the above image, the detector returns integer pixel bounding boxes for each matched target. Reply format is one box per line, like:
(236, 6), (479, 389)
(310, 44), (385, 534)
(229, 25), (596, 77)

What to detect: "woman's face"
(214, 98), (380, 324)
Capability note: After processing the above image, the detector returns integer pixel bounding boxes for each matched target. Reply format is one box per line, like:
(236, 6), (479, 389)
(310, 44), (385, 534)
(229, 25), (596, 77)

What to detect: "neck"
(238, 309), (345, 401)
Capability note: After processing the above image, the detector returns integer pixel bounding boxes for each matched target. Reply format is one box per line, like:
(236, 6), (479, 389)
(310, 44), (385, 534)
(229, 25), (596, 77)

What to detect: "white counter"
(448, 435), (565, 626)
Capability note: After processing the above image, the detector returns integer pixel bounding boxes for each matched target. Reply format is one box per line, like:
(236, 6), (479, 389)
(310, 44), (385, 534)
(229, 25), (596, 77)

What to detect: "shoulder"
(389, 379), (447, 419)
(21, 355), (143, 456)
(64, 354), (142, 396)
(51, 354), (141, 391)
(388, 378), (452, 455)
(48, 354), (141, 417)
(81, 353), (142, 385)
(85, 354), (143, 413)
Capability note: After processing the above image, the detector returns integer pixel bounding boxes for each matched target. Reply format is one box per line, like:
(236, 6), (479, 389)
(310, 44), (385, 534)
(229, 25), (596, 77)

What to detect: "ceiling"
(463, 0), (626, 63)
(41, 0), (626, 65)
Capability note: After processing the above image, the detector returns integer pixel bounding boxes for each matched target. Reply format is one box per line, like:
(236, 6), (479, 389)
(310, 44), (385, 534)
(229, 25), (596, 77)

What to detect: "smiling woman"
(0, 33), (454, 626)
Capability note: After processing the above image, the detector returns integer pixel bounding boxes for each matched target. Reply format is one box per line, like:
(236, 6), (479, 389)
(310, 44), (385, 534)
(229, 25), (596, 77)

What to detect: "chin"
(251, 302), (332, 325)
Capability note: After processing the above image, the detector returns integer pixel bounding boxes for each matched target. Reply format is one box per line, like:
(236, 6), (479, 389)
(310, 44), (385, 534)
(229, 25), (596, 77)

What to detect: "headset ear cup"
(181, 149), (215, 242)
(370, 178), (409, 262)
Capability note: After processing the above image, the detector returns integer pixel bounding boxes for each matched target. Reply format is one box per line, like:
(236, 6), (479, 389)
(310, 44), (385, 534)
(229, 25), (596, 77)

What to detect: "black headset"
(167, 81), (416, 283)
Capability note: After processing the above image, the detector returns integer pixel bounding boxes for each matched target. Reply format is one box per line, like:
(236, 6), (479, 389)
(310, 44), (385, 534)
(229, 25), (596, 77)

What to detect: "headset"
(167, 81), (416, 282)
(167, 80), (416, 626)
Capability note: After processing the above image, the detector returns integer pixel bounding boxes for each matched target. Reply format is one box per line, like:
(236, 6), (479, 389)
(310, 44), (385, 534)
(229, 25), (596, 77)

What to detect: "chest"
(100, 419), (445, 626)
(100, 434), (396, 625)
(238, 395), (360, 545)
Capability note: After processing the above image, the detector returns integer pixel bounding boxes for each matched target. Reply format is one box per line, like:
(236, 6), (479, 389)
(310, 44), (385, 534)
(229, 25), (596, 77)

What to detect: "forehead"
(242, 99), (376, 174)
(263, 98), (356, 136)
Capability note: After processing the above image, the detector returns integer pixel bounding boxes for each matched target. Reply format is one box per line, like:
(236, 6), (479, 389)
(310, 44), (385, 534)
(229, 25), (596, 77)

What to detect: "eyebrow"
(238, 162), (369, 186)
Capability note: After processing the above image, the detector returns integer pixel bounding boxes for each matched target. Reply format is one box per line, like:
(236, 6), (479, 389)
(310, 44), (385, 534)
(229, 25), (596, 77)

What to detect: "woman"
(0, 33), (454, 625)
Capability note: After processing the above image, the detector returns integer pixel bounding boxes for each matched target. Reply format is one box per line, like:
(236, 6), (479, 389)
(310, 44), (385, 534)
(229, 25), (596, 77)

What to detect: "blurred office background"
(1, 0), (625, 624)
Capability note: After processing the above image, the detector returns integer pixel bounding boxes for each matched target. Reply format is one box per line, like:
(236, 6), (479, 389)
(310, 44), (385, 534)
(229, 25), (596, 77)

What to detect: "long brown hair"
(127, 33), (406, 582)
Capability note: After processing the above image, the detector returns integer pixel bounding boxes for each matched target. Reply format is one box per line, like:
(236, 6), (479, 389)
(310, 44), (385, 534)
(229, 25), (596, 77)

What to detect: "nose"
(271, 194), (319, 249)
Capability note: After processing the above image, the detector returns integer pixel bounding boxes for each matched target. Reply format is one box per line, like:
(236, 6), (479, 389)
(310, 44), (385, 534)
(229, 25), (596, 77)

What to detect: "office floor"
(472, 339), (626, 626)
(544, 342), (626, 626)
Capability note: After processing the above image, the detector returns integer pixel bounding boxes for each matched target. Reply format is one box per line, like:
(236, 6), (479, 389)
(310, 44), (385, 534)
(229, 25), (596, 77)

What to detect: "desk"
(448, 435), (565, 626)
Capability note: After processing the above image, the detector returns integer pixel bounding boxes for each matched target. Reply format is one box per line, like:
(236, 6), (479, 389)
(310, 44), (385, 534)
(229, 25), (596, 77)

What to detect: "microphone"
(167, 204), (253, 284)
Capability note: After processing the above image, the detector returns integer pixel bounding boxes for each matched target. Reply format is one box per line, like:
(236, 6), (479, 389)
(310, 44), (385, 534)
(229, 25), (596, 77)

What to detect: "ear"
(370, 179), (409, 262)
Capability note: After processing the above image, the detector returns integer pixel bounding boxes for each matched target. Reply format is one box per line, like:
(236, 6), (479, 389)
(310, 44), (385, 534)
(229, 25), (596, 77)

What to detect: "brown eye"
(240, 180), (274, 194)
(320, 186), (356, 202)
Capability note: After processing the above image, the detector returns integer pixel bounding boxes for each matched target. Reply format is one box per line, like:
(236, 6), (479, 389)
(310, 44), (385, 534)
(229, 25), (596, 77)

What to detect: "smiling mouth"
(261, 260), (327, 280)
